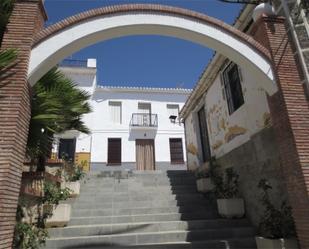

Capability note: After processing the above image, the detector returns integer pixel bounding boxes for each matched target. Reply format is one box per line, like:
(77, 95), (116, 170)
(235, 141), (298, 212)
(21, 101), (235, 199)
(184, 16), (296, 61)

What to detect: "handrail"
(130, 113), (158, 127)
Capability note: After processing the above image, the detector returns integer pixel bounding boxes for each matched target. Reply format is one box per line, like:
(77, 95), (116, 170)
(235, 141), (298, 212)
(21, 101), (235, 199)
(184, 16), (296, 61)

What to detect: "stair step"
(44, 170), (256, 249)
(76, 192), (203, 201)
(71, 199), (211, 210)
(44, 229), (255, 249)
(44, 239), (256, 249)
(71, 206), (217, 218)
(80, 187), (198, 195)
(49, 219), (252, 238)
(68, 212), (223, 226)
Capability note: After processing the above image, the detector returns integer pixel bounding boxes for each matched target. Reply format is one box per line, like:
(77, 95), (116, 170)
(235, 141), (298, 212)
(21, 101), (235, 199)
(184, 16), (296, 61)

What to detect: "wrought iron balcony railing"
(130, 113), (158, 128)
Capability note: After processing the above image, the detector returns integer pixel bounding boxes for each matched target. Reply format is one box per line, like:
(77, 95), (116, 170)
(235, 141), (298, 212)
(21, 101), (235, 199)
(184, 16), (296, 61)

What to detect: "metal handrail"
(130, 113), (158, 127)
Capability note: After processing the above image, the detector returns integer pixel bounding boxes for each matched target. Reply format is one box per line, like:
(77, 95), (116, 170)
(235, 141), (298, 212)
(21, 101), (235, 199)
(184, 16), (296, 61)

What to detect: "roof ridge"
(96, 85), (192, 91)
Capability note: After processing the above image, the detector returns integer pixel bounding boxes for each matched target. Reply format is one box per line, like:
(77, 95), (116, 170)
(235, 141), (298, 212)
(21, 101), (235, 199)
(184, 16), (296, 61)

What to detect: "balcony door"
(138, 103), (151, 126)
(136, 139), (155, 170)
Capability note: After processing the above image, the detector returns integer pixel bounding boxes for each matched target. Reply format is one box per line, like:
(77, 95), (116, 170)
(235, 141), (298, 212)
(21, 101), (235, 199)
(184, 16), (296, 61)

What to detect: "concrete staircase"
(44, 170), (257, 249)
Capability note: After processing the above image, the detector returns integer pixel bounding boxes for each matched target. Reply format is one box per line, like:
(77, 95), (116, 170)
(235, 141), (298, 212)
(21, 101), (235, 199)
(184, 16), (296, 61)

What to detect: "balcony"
(130, 113), (158, 129)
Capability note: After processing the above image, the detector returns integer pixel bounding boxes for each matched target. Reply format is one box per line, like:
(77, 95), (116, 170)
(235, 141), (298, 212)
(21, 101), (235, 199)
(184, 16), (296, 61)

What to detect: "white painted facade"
(55, 59), (191, 168)
(180, 5), (273, 171)
(182, 60), (271, 171)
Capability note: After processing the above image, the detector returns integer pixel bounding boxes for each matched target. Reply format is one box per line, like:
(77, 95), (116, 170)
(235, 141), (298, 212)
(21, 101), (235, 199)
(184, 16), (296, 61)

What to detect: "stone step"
(86, 170), (195, 178)
(49, 219), (252, 238)
(44, 239), (256, 249)
(70, 199), (211, 210)
(74, 193), (203, 203)
(44, 229), (255, 249)
(68, 211), (225, 226)
(70, 197), (206, 206)
(78, 190), (200, 198)
(80, 185), (198, 193)
(71, 206), (217, 218)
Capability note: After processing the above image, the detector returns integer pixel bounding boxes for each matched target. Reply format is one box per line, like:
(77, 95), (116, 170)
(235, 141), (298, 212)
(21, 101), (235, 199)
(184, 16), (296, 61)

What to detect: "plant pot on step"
(196, 178), (214, 193)
(217, 198), (245, 218)
(44, 203), (71, 228)
(255, 237), (299, 249)
(62, 181), (80, 197)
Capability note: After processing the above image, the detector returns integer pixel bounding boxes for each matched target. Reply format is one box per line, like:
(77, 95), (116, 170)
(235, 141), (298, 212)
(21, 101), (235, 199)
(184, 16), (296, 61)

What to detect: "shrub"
(13, 204), (48, 249)
(13, 222), (48, 249)
(66, 164), (85, 182)
(257, 179), (296, 239)
(42, 182), (71, 205)
(195, 170), (210, 179)
(213, 167), (240, 199)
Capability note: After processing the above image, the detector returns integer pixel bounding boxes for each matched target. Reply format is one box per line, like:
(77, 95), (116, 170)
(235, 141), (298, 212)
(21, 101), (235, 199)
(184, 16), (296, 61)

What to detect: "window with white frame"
(221, 62), (244, 114)
(167, 104), (180, 123)
(109, 101), (122, 124)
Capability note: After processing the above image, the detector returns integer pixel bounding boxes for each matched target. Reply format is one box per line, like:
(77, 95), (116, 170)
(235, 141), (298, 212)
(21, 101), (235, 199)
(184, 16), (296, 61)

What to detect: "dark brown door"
(198, 106), (211, 162)
(169, 138), (184, 164)
(107, 138), (121, 165)
(136, 139), (155, 170)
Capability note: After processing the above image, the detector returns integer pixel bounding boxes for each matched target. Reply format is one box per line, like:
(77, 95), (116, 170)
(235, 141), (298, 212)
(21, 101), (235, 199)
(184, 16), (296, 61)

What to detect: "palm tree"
(0, 0), (14, 44)
(27, 67), (92, 171)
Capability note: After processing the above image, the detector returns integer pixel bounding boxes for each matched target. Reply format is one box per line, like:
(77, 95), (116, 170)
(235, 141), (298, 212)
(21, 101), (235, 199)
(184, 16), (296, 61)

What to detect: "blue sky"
(44, 0), (243, 88)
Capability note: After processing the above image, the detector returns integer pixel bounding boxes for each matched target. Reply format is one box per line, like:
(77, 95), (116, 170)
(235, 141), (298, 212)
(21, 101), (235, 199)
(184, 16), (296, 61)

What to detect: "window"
(167, 104), (179, 123)
(222, 63), (244, 114)
(109, 101), (122, 124)
(138, 102), (151, 114)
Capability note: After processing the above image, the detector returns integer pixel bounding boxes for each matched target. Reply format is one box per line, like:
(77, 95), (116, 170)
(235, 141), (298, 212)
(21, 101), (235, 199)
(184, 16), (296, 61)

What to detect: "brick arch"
(1, 1), (309, 248)
(28, 4), (277, 95)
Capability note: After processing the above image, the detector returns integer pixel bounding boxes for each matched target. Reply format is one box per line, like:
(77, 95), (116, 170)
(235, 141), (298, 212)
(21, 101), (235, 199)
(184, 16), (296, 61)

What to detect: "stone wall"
(216, 127), (288, 227)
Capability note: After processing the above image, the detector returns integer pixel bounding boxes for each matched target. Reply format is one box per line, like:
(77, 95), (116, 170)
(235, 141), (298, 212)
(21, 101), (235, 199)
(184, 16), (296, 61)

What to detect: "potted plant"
(255, 179), (299, 249)
(42, 182), (72, 228)
(195, 170), (214, 193)
(213, 167), (245, 218)
(62, 163), (85, 197)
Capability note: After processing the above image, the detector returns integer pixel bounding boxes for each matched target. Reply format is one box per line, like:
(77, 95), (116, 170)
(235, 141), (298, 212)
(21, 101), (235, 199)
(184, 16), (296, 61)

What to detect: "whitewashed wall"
(185, 63), (271, 170)
(59, 62), (189, 164)
(87, 89), (188, 163)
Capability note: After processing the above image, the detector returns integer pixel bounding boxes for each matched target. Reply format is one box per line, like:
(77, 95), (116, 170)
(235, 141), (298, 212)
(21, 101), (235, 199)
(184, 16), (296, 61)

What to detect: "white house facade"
(52, 59), (191, 171)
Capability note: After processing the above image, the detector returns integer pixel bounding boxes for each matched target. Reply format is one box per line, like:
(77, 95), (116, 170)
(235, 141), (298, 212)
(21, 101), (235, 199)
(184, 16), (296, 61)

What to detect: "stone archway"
(0, 1), (308, 248)
(28, 4), (276, 96)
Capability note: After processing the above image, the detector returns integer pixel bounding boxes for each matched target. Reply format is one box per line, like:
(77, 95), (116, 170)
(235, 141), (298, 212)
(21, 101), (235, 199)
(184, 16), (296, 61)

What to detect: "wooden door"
(136, 139), (155, 170)
(107, 138), (121, 165)
(197, 106), (211, 162)
(169, 138), (184, 164)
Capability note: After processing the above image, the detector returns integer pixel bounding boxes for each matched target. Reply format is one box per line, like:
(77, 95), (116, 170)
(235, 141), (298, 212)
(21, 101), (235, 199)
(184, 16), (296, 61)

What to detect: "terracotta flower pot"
(255, 236), (299, 249)
(217, 198), (245, 218)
